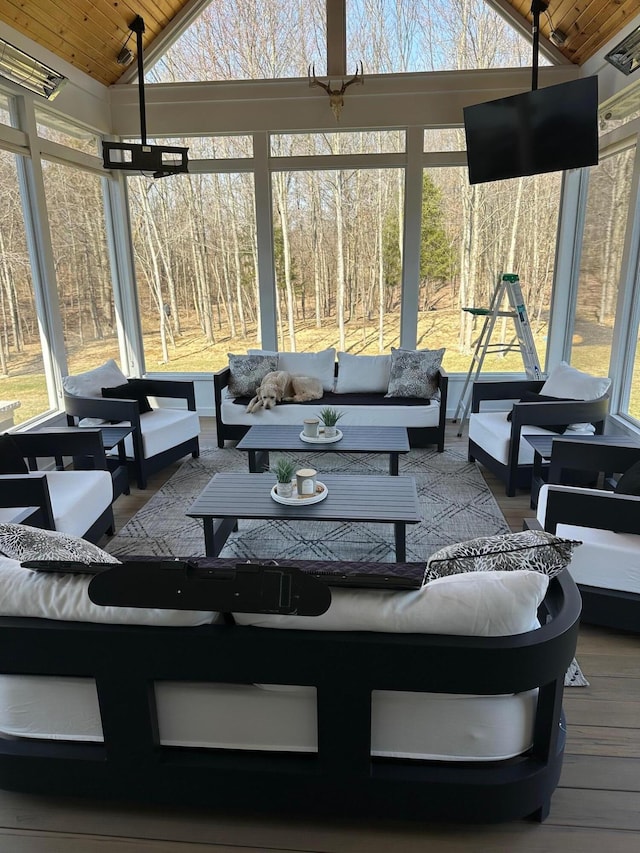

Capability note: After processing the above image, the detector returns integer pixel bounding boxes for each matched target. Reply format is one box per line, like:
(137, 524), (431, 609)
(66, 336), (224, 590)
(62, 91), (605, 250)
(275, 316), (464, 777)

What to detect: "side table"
(524, 433), (640, 509)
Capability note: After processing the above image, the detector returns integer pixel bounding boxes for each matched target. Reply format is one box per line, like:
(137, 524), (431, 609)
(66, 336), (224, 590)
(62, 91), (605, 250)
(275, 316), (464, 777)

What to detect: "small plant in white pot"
(318, 406), (344, 438)
(272, 457), (296, 497)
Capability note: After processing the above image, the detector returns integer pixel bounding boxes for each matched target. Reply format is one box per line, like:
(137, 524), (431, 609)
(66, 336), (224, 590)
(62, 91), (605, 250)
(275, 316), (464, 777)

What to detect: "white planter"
(323, 425), (337, 438)
(276, 481), (294, 498)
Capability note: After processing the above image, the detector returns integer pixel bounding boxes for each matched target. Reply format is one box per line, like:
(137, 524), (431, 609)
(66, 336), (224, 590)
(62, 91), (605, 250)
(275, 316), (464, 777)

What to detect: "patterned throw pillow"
(385, 347), (445, 399)
(0, 523), (120, 564)
(227, 353), (279, 398)
(424, 529), (580, 584)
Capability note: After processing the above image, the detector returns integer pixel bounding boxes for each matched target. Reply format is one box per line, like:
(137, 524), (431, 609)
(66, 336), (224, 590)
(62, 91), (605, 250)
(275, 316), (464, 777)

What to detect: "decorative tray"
(271, 481), (328, 506)
(299, 428), (343, 445)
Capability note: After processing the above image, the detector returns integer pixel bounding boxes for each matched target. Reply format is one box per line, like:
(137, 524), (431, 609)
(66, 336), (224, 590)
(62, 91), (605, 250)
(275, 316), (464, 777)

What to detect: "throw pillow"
(0, 434), (28, 474)
(335, 352), (391, 394)
(102, 379), (153, 414)
(423, 529), (580, 584)
(385, 347), (445, 399)
(541, 361), (611, 401)
(233, 570), (548, 636)
(62, 359), (128, 398)
(227, 353), (278, 398)
(277, 349), (337, 392)
(614, 459), (640, 495)
(0, 523), (121, 563)
(506, 391), (573, 434)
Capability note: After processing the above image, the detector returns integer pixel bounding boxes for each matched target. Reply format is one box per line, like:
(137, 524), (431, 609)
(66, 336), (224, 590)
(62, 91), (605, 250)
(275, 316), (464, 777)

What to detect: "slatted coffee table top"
(187, 473), (421, 523)
(237, 425), (410, 453)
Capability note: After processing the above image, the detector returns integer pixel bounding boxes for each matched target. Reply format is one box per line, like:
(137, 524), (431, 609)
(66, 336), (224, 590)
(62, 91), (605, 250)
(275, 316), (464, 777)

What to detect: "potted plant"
(271, 457), (296, 497)
(318, 406), (344, 438)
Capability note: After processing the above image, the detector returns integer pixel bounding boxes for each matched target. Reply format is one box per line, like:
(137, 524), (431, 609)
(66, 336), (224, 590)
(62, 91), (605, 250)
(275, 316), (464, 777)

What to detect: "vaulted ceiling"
(1, 0), (639, 88)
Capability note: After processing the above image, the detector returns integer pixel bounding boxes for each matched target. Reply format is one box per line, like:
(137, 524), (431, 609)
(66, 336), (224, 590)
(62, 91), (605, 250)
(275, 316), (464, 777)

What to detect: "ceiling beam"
(483, 0), (572, 66)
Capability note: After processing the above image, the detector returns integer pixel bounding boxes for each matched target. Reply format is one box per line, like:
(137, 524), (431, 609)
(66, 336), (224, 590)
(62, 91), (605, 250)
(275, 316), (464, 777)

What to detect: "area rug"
(105, 445), (587, 687)
(105, 446), (510, 562)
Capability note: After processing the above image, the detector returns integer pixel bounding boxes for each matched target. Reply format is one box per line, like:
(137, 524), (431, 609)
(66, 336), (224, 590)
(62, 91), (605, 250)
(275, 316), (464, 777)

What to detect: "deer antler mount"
(308, 62), (364, 121)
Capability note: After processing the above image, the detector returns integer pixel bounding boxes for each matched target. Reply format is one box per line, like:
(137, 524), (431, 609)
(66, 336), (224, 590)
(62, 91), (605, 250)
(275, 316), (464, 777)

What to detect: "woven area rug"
(105, 445), (588, 687)
(105, 446), (510, 562)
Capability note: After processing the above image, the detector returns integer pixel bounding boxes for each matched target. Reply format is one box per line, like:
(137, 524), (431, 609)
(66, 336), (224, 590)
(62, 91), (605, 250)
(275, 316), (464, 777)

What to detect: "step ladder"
(454, 273), (543, 436)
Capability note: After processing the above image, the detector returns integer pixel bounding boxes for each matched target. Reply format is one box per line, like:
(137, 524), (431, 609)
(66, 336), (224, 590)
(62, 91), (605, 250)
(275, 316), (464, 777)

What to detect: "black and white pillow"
(227, 353), (278, 398)
(385, 347), (445, 399)
(0, 523), (120, 564)
(424, 529), (580, 584)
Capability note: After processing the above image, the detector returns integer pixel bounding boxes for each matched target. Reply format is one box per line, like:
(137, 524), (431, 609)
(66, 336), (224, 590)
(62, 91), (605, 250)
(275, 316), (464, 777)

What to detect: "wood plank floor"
(1, 419), (638, 851)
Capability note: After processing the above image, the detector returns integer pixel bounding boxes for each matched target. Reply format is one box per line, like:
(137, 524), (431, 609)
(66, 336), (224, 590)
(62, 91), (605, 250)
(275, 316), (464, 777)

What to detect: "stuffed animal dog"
(246, 370), (323, 413)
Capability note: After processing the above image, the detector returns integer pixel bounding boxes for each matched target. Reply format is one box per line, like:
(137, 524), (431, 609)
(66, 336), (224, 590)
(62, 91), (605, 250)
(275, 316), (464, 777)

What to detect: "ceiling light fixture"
(0, 37), (67, 100)
(605, 26), (640, 75)
(102, 16), (188, 179)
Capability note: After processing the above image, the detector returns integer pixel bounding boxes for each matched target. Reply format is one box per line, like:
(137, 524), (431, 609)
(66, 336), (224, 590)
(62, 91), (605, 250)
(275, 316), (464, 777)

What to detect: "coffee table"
(187, 473), (422, 561)
(236, 425), (410, 475)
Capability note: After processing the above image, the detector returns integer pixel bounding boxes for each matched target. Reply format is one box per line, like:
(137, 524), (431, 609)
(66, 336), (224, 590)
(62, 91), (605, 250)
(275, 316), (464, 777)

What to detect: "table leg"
(248, 450), (269, 473)
(203, 517), (238, 557)
(117, 438), (130, 495)
(394, 523), (406, 562)
(389, 453), (399, 476)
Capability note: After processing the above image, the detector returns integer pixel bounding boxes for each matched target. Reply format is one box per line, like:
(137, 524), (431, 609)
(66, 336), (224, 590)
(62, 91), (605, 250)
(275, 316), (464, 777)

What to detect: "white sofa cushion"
(536, 484), (640, 594)
(335, 352), (391, 394)
(62, 359), (128, 398)
(108, 408), (200, 460)
(0, 555), (217, 626)
(234, 569), (548, 636)
(221, 386), (440, 428)
(277, 349), (336, 391)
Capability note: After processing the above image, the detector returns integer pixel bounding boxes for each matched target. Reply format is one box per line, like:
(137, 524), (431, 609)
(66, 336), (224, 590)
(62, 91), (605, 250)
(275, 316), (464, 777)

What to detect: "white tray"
(271, 481), (328, 506)
(299, 428), (343, 444)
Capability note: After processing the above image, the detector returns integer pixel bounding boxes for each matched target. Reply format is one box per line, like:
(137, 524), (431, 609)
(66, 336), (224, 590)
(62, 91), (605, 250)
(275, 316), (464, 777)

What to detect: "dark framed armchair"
(530, 439), (640, 632)
(64, 378), (200, 490)
(468, 379), (609, 497)
(0, 430), (115, 543)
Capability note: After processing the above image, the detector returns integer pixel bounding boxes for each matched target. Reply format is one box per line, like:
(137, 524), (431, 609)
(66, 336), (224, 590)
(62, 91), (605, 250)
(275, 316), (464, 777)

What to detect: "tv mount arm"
(130, 16), (148, 145)
(530, 0), (548, 91)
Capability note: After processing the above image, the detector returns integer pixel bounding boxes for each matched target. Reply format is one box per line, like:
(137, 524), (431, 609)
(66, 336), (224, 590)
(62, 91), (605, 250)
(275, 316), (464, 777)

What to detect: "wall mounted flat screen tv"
(463, 76), (599, 185)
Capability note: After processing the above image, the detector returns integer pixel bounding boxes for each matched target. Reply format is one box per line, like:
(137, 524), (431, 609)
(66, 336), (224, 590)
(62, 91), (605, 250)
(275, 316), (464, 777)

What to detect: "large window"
(272, 167), (403, 353)
(0, 149), (48, 425)
(571, 147), (635, 379)
(128, 172), (259, 371)
(417, 166), (561, 372)
(41, 161), (120, 374)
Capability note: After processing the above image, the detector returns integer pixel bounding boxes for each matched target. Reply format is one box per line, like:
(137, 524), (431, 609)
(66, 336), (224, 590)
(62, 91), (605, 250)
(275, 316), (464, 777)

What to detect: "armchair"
(64, 374), (200, 490)
(0, 430), (114, 543)
(531, 439), (640, 632)
(468, 378), (609, 497)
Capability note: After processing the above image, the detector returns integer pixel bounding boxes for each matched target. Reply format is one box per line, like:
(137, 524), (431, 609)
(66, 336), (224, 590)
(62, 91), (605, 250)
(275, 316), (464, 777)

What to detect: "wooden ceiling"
(1, 0), (640, 87)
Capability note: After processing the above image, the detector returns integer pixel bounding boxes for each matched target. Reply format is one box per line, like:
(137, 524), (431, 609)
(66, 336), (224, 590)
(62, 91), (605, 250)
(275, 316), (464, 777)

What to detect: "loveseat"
(0, 523), (581, 824)
(214, 347), (448, 451)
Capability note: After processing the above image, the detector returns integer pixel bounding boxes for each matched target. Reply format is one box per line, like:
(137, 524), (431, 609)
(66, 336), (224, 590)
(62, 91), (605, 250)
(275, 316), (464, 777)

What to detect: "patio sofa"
(214, 347), (448, 451)
(0, 524), (581, 824)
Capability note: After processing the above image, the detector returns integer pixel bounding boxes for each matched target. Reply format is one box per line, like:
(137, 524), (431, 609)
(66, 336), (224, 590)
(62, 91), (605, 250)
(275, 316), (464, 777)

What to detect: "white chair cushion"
(233, 570), (548, 636)
(108, 408), (200, 460)
(469, 411), (558, 466)
(62, 359), (127, 398)
(335, 352), (391, 394)
(536, 484), (640, 594)
(44, 470), (113, 538)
